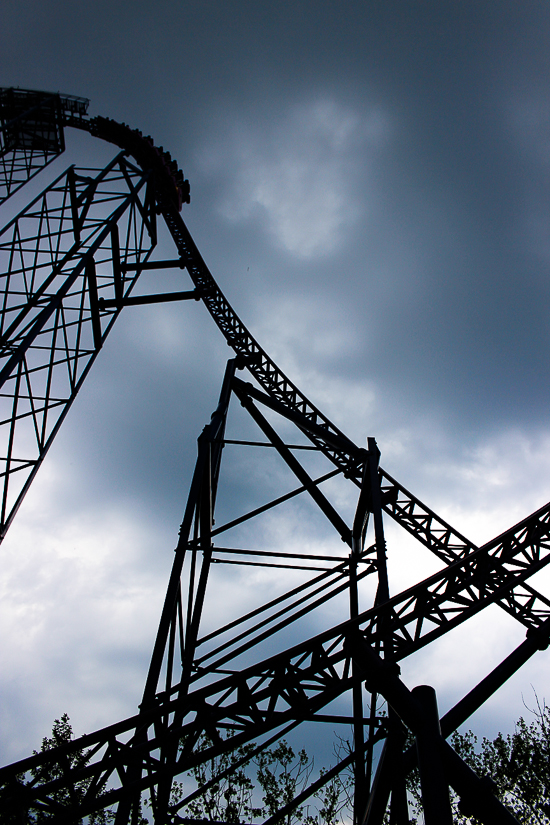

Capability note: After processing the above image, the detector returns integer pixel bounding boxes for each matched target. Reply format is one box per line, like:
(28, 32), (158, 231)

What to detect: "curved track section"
(81, 116), (365, 477)
(84, 111), (550, 631)
(1, 91), (549, 825)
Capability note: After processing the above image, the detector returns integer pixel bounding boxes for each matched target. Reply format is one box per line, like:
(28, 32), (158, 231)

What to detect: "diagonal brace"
(233, 383), (353, 546)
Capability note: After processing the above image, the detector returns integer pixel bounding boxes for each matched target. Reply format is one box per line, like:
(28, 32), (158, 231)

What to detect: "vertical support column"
(182, 436), (213, 675)
(86, 257), (102, 350)
(111, 225), (123, 305)
(363, 693), (378, 805)
(68, 166), (81, 242)
(350, 456), (371, 824)
(181, 358), (236, 681)
(361, 439), (393, 823)
(354, 440), (394, 823)
(131, 360), (237, 825)
(145, 180), (158, 247)
(412, 685), (453, 825)
(387, 708), (409, 824)
(362, 711), (409, 825)
(141, 359), (237, 708)
(367, 438), (389, 608)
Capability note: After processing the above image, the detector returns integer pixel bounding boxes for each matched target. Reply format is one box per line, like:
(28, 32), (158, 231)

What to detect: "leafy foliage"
(406, 699), (550, 825)
(0, 714), (124, 824)
(7, 700), (550, 824)
(172, 734), (261, 823)
(172, 733), (351, 825)
(35, 714), (118, 824)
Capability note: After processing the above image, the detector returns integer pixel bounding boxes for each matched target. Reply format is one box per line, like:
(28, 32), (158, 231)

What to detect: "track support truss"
(0, 88), (549, 825)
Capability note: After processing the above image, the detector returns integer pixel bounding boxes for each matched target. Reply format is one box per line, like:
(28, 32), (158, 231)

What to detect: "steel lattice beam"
(0, 88), (89, 205)
(0, 90), (548, 825)
(0, 153), (157, 538)
(1, 389), (550, 821)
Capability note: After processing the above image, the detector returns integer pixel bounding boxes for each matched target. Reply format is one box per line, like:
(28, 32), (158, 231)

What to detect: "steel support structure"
(0, 88), (89, 205)
(2, 366), (550, 822)
(0, 87), (549, 823)
(0, 152), (158, 538)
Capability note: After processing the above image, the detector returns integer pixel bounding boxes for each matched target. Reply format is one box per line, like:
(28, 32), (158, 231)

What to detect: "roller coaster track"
(0, 88), (548, 824)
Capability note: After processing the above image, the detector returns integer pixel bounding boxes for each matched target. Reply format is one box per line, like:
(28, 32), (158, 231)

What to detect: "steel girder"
(0, 88), (89, 205)
(0, 91), (548, 824)
(2, 94), (548, 634)
(160, 205), (550, 633)
(0, 152), (157, 538)
(1, 372), (550, 822)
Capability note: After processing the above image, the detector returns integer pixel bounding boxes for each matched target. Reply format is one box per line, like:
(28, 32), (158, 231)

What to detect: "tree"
(7, 701), (550, 824)
(254, 740), (346, 825)
(1, 719), (349, 825)
(171, 732), (351, 825)
(406, 698), (550, 825)
(33, 714), (90, 819)
(171, 732), (261, 823)
(0, 714), (121, 824)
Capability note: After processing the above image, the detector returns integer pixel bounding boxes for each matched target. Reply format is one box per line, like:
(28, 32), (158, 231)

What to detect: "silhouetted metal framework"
(0, 88), (89, 204)
(0, 88), (549, 824)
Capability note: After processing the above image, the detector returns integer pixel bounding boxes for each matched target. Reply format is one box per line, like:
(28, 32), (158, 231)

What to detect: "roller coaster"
(0, 87), (548, 824)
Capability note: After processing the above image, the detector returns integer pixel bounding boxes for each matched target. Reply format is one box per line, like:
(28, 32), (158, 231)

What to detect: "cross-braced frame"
(0, 87), (549, 825)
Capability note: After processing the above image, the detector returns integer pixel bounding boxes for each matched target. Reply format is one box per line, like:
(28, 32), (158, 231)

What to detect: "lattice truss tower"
(0, 88), (548, 825)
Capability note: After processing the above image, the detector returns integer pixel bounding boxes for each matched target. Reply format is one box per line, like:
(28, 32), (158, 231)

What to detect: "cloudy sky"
(1, 0), (550, 773)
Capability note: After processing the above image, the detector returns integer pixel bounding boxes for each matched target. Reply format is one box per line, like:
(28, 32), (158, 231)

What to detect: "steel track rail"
(1, 495), (549, 817)
(128, 143), (550, 640)
(1, 107), (546, 632)
(1, 99), (548, 822)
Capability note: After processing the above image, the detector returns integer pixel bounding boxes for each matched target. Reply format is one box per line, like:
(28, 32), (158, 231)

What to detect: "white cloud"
(414, 426), (550, 547)
(374, 425), (550, 739)
(0, 457), (171, 763)
(199, 99), (389, 258)
(3, 381), (550, 768)
(252, 292), (362, 362)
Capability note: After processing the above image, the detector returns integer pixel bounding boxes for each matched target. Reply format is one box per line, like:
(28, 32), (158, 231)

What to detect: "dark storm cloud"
(1, 0), (550, 764)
